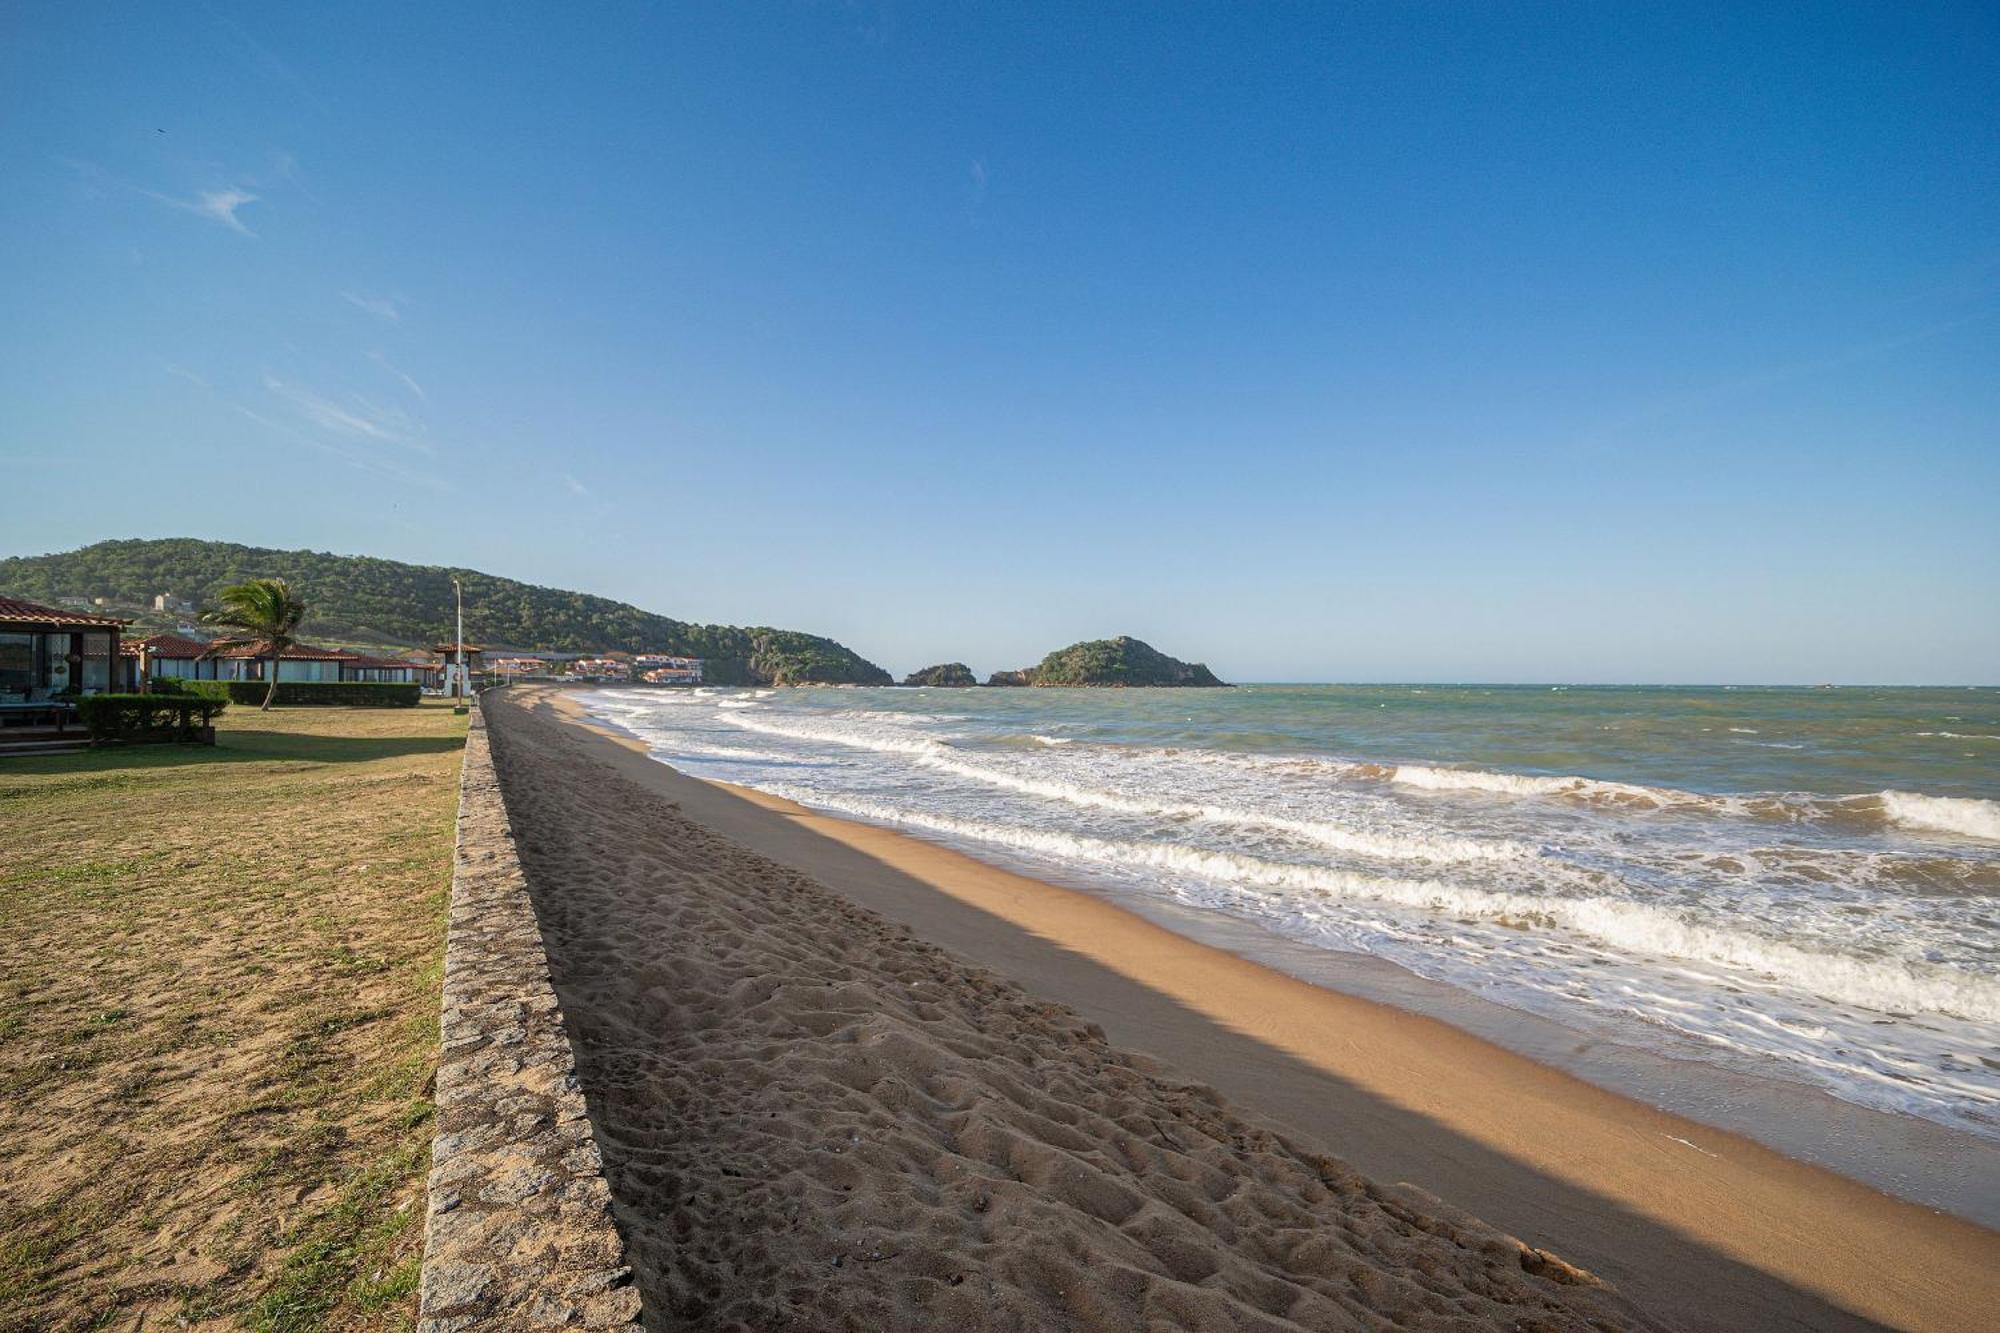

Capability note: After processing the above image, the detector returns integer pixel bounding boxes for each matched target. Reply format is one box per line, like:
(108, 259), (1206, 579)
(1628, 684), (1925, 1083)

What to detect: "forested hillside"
(0, 538), (891, 686)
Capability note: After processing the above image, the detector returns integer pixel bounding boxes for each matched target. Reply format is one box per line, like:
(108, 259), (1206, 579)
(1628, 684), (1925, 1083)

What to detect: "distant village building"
(489, 656), (551, 677)
(566, 657), (630, 680)
(636, 654), (703, 685)
(151, 592), (194, 614)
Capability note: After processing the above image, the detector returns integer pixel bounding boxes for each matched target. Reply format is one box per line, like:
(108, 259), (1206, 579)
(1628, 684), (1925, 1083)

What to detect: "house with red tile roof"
(118, 633), (212, 690)
(335, 651), (428, 684)
(190, 640), (355, 683)
(0, 596), (127, 704)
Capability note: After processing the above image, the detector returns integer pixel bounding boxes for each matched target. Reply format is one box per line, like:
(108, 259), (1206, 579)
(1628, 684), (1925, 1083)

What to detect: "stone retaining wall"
(418, 704), (642, 1331)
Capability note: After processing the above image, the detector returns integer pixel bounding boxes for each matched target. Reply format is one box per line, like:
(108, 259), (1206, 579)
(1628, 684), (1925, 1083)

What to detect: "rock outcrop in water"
(987, 637), (1227, 688)
(902, 663), (979, 688)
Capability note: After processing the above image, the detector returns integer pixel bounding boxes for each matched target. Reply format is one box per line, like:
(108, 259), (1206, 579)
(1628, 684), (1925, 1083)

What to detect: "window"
(80, 634), (110, 693)
(0, 633), (35, 693)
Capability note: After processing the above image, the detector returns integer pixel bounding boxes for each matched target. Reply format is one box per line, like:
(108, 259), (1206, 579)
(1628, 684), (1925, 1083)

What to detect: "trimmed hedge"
(77, 693), (227, 744)
(178, 680), (421, 708)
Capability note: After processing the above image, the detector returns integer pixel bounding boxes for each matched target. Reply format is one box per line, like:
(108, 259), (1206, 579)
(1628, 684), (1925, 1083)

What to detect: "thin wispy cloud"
(562, 474), (590, 497)
(156, 358), (448, 492)
(62, 151), (303, 237)
(964, 157), (990, 224)
(159, 361), (212, 391)
(268, 150), (320, 206)
(263, 373), (430, 452)
(209, 7), (330, 112)
(1590, 313), (1988, 443)
(1904, 251), (2000, 310)
(343, 291), (402, 322)
(367, 350), (426, 401)
(61, 158), (267, 236)
(153, 186), (261, 235)
(1709, 314), (1984, 401)
(232, 402), (451, 492)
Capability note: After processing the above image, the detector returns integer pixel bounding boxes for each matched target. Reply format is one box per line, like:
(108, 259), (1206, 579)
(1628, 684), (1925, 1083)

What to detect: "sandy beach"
(489, 686), (2000, 1332)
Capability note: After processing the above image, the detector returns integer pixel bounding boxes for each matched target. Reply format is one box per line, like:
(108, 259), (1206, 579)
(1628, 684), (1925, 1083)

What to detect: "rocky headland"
(984, 637), (1227, 688)
(901, 663), (979, 688)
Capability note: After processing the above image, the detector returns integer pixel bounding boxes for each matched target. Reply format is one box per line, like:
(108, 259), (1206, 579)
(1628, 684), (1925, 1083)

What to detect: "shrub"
(174, 680), (420, 708)
(77, 693), (227, 744)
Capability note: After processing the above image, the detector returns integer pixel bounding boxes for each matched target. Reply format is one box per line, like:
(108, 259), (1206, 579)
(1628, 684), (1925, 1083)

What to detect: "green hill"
(0, 538), (892, 687)
(989, 636), (1227, 687)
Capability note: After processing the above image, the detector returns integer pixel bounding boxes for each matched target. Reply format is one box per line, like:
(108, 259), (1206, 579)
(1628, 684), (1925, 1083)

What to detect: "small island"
(901, 662), (979, 688)
(985, 636), (1227, 688)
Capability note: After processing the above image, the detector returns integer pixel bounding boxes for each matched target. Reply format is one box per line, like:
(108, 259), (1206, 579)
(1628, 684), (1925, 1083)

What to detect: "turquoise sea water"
(584, 683), (2000, 1138)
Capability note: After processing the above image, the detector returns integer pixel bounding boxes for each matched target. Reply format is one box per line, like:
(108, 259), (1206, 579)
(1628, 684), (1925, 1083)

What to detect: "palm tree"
(201, 578), (307, 711)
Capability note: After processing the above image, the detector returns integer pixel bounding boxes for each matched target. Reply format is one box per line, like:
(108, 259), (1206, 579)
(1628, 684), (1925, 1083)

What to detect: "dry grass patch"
(0, 702), (467, 1333)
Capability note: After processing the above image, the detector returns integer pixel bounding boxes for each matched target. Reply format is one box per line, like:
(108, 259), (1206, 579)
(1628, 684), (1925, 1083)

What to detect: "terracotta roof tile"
(0, 595), (130, 629)
(197, 640), (355, 662)
(125, 633), (211, 658)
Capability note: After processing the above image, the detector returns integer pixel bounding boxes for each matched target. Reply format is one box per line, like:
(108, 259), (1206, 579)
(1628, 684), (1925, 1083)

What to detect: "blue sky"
(2, 3), (1995, 683)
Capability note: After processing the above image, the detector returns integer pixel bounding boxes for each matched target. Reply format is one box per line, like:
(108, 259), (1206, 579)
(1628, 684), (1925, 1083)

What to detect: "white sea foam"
(662, 743), (797, 764)
(1881, 791), (2000, 842)
(762, 786), (2000, 1024)
(1390, 763), (1678, 807)
(1377, 763), (1998, 843)
(725, 712), (1534, 866)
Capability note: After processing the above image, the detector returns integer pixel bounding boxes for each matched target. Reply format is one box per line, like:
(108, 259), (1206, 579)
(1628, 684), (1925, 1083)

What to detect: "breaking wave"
(760, 785), (2000, 1025)
(1374, 764), (2000, 844)
(725, 712), (1535, 866)
(1881, 792), (2000, 842)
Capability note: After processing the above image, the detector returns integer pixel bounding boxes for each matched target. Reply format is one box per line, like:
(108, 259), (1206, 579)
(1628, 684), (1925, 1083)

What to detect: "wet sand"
(492, 686), (2000, 1331)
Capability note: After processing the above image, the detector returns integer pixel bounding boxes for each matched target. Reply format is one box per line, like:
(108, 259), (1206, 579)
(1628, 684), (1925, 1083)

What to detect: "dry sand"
(491, 687), (2000, 1332)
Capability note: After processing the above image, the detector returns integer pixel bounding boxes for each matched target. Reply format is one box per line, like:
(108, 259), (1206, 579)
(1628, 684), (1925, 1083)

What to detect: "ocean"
(580, 682), (2000, 1143)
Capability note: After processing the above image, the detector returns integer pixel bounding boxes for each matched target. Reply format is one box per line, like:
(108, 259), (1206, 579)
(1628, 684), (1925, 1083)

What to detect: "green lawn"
(0, 702), (466, 1332)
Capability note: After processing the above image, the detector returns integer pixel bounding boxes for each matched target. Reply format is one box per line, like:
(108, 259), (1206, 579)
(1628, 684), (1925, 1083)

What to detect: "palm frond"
(200, 578), (307, 641)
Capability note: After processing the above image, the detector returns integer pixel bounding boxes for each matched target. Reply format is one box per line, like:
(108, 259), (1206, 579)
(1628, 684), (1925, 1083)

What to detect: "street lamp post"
(450, 576), (464, 699)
